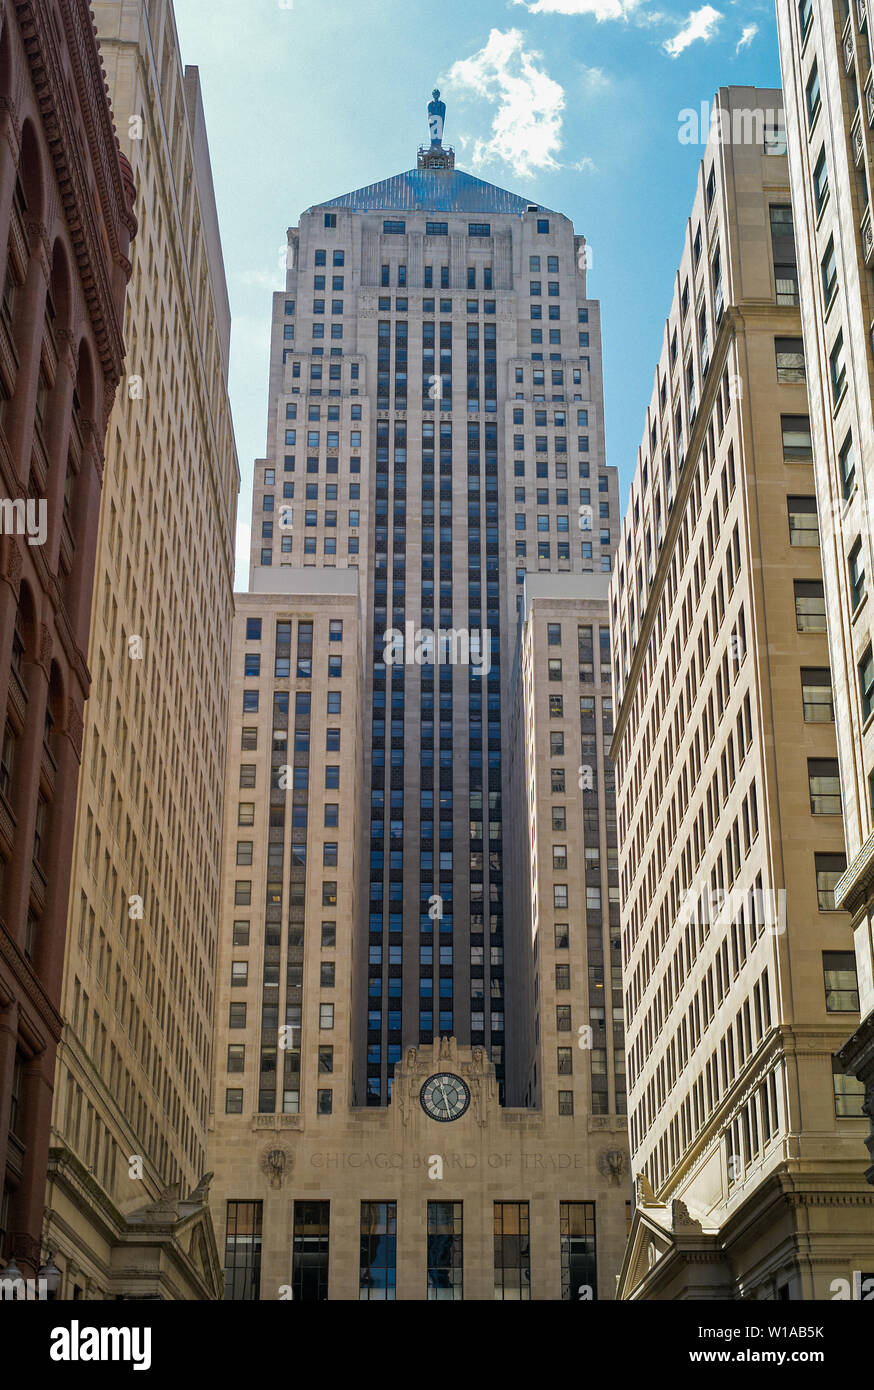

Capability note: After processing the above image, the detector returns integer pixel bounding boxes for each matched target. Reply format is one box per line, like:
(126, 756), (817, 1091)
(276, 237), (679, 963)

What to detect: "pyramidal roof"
(309, 167), (557, 218)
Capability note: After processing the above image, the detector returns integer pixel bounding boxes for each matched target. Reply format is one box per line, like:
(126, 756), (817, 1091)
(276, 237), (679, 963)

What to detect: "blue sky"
(171, 0), (782, 587)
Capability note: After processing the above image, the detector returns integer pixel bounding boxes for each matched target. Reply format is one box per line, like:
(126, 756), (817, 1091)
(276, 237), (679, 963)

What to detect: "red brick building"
(0, 0), (135, 1278)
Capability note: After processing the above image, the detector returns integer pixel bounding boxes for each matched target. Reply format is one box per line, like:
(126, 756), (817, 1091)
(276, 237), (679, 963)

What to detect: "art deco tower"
(209, 94), (630, 1300)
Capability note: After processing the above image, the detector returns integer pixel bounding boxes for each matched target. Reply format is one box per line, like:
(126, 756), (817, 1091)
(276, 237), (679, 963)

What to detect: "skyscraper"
(41, 0), (239, 1300)
(776, 0), (874, 1188)
(611, 87), (874, 1299)
(209, 94), (630, 1300)
(0, 0), (135, 1282)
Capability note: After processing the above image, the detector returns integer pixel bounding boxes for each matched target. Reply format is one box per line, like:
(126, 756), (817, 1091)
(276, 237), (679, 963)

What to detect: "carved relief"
(3, 536), (22, 589)
(597, 1148), (627, 1185)
(0, 95), (21, 162)
(66, 698), (84, 758)
(38, 622), (52, 672)
(261, 1147), (292, 1189)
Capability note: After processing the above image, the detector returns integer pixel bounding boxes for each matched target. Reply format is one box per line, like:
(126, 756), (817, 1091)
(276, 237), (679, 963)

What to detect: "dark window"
(427, 1201), (463, 1300)
(224, 1201), (262, 1300)
(560, 1202), (596, 1301)
(292, 1201), (330, 1300)
(360, 1201), (397, 1300)
(494, 1202), (530, 1301)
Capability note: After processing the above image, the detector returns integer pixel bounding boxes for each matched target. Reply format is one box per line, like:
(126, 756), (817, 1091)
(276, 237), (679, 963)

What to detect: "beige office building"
(610, 87), (874, 1299)
(776, 0), (874, 1187)
(208, 96), (630, 1300)
(42, 0), (239, 1300)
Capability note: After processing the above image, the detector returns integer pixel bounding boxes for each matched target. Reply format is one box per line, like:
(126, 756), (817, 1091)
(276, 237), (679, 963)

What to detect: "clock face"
(420, 1073), (471, 1123)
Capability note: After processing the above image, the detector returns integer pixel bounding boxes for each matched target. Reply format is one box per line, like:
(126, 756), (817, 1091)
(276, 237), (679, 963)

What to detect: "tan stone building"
(776, 0), (874, 1187)
(42, 0), (238, 1300)
(208, 95), (629, 1299)
(610, 87), (874, 1299)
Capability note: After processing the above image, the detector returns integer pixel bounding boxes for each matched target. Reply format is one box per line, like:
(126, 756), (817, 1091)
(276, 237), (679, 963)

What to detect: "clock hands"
(439, 1080), (451, 1116)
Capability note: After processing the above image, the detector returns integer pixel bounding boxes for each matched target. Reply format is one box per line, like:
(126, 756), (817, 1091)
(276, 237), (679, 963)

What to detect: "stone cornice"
(835, 829), (874, 915)
(14, 0), (134, 387)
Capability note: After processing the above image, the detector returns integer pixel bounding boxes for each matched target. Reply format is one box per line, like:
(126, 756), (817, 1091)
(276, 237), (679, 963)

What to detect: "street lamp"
(38, 1252), (61, 1300)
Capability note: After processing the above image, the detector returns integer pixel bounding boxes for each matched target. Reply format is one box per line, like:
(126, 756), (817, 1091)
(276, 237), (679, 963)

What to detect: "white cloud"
(514, 0), (646, 19)
(571, 156), (599, 172)
(580, 65), (610, 91)
(736, 22), (758, 50)
(662, 5), (722, 56)
(447, 29), (565, 178)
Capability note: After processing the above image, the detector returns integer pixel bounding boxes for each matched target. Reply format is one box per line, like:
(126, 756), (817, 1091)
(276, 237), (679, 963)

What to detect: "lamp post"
(38, 1252), (61, 1300)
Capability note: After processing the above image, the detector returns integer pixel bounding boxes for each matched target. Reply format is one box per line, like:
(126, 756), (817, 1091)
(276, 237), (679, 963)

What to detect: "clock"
(419, 1072), (471, 1123)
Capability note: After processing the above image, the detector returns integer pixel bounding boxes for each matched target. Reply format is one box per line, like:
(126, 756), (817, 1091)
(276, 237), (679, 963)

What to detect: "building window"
(861, 644), (874, 721)
(494, 1202), (530, 1301)
(781, 414), (812, 463)
(776, 337), (805, 383)
(427, 1201), (463, 1300)
(764, 117), (786, 155)
(839, 432), (856, 499)
(824, 952), (859, 1012)
(831, 331), (846, 401)
(813, 146), (829, 214)
(360, 1201), (397, 1300)
(806, 61), (820, 128)
(560, 1202), (596, 1301)
(770, 205), (798, 305)
(794, 580), (826, 631)
(801, 667), (834, 722)
(787, 496), (819, 546)
(225, 1088), (243, 1114)
(383, 220), (405, 234)
(850, 538), (866, 609)
(833, 1058), (865, 1116)
(815, 852), (847, 911)
(292, 1202), (330, 1300)
(224, 1201), (262, 1300)
(821, 236), (837, 309)
(808, 758), (842, 815)
(558, 1090), (574, 1116)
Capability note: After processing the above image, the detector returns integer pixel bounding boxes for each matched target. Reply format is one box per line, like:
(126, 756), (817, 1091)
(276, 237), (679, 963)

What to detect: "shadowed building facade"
(611, 87), (874, 1299)
(208, 96), (630, 1299)
(0, 0), (135, 1280)
(40, 0), (238, 1300)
